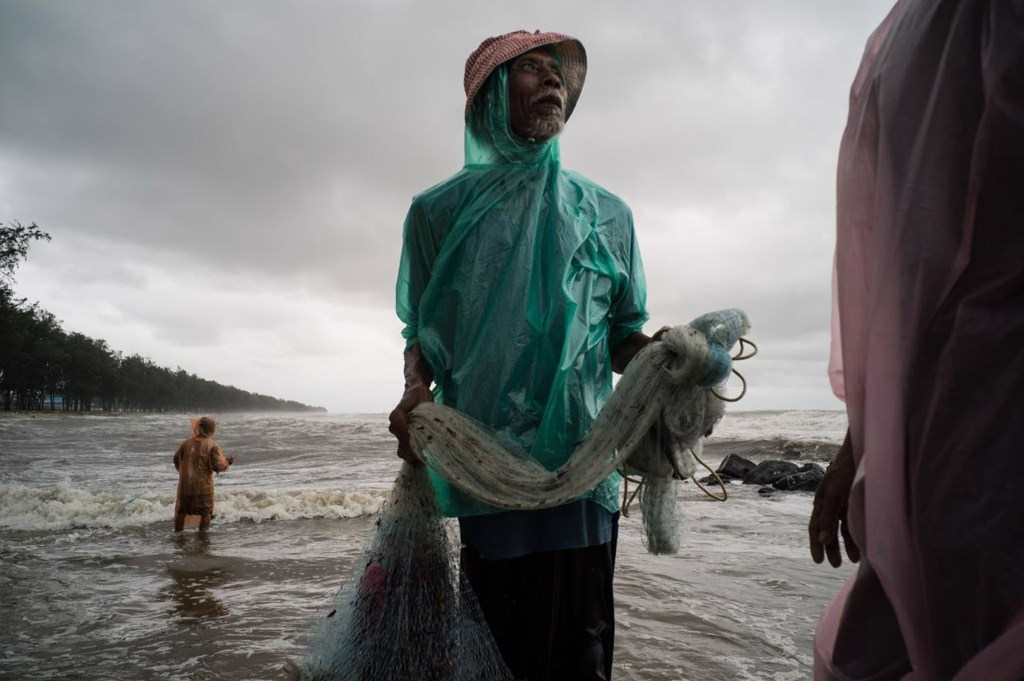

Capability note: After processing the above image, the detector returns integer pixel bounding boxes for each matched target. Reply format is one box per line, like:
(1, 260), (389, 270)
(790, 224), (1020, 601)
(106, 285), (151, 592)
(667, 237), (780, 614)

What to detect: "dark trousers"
(460, 531), (618, 681)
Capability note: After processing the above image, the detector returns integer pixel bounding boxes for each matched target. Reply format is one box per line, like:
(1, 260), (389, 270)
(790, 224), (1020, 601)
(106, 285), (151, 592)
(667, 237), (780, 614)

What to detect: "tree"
(0, 222), (324, 412)
(1, 221), (51, 297)
(1, 223), (52, 407)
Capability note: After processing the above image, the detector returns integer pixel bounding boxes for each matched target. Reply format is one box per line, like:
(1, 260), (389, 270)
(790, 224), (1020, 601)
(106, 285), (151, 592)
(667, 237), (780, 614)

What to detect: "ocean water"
(0, 410), (851, 680)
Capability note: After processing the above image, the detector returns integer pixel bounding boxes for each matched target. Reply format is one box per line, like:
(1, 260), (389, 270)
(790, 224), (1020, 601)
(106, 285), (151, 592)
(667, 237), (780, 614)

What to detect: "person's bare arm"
(809, 428), (861, 567)
(173, 444), (183, 471)
(388, 344), (434, 464)
(211, 445), (231, 473)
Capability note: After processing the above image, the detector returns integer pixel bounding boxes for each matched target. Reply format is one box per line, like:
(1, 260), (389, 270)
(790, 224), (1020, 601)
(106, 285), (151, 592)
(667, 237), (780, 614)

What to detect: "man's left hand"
(612, 328), (669, 374)
(808, 431), (860, 567)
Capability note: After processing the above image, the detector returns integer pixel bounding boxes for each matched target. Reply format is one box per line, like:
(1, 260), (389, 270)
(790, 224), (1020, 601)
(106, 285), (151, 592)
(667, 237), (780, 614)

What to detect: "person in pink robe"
(809, 1), (1024, 679)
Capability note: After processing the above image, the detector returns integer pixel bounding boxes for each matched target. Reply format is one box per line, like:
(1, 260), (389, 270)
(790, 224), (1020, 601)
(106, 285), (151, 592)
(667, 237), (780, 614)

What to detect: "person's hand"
(809, 434), (861, 567)
(388, 385), (434, 464)
(613, 328), (671, 374)
(227, 455), (235, 465)
(651, 325), (672, 342)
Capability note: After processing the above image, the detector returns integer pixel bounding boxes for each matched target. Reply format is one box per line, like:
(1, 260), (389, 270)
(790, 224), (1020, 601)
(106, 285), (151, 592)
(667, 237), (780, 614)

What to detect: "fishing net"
(409, 310), (746, 553)
(296, 462), (514, 681)
(296, 309), (750, 680)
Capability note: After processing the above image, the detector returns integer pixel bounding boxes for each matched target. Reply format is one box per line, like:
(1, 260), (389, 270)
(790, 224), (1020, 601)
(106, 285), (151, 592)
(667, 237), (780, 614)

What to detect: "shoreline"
(0, 408), (329, 419)
(703, 437), (839, 463)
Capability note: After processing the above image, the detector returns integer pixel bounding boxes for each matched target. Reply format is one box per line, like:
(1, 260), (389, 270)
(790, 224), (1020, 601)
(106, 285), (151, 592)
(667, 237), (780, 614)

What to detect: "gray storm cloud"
(0, 0), (894, 412)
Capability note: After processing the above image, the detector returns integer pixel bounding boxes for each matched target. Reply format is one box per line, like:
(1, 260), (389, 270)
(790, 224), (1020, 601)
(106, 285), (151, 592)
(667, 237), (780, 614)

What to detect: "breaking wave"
(0, 483), (386, 531)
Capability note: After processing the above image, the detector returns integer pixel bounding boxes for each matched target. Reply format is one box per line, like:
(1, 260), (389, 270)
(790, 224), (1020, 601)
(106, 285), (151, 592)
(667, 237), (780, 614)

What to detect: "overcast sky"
(0, 0), (892, 413)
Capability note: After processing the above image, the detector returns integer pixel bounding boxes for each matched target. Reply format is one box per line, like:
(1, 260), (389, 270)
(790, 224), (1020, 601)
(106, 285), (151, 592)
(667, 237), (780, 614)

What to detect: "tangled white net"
(409, 311), (746, 553)
(297, 462), (512, 681)
(297, 310), (750, 680)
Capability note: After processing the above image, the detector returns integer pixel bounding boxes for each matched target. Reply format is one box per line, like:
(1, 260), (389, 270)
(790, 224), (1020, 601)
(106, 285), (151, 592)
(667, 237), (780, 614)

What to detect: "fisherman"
(809, 3), (1024, 679)
(173, 416), (233, 532)
(387, 30), (668, 681)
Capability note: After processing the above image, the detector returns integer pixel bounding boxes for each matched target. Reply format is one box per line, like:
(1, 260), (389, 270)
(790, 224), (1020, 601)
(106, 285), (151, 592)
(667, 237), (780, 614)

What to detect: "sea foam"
(0, 482), (386, 531)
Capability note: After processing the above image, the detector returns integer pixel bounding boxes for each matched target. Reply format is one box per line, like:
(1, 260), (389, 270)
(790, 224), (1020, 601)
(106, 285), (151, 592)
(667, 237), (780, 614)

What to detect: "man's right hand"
(388, 385), (434, 464)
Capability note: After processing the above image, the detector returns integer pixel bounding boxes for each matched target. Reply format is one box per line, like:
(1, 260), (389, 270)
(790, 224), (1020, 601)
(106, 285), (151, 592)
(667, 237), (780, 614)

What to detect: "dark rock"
(772, 464), (825, 492)
(743, 460), (800, 486)
(716, 453), (756, 480)
(697, 453), (757, 485)
(757, 486), (776, 496)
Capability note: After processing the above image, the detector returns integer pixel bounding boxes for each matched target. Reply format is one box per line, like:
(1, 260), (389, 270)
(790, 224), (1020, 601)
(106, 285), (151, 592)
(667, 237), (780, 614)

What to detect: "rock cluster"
(698, 452), (827, 494)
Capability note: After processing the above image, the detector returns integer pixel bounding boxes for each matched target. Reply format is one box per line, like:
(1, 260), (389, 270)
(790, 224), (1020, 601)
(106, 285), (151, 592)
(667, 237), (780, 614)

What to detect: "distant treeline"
(0, 222), (325, 413)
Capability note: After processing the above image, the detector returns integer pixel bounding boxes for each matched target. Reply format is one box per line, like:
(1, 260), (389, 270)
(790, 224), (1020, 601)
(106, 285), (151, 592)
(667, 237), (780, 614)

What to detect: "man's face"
(507, 49), (567, 142)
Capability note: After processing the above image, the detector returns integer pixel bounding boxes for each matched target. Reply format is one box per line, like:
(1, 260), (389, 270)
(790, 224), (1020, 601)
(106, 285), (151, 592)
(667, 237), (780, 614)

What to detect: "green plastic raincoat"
(396, 65), (648, 517)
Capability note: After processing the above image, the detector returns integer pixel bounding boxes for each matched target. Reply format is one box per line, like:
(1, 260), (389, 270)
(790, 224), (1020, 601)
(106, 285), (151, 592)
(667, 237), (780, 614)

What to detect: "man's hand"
(389, 344), (435, 465)
(611, 327), (670, 374)
(809, 430), (861, 567)
(388, 385), (434, 464)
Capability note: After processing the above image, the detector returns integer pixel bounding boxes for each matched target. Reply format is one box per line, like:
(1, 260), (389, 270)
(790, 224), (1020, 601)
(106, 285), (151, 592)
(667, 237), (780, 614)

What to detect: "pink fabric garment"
(820, 1), (1024, 680)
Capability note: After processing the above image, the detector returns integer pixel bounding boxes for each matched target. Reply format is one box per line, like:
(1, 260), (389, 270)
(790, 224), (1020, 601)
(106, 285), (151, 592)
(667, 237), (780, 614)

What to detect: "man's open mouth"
(533, 94), (564, 114)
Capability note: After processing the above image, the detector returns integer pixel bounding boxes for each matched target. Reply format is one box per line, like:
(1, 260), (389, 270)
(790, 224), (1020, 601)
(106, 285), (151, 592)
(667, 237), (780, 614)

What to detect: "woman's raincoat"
(820, 2), (1024, 678)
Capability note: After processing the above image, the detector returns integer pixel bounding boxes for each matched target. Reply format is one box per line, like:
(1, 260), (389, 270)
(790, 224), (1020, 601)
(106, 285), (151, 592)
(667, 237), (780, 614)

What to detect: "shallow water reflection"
(165, 532), (229, 621)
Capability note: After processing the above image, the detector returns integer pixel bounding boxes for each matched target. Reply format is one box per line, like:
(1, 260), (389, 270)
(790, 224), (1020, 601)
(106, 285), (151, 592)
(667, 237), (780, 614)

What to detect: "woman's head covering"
(191, 416), (216, 438)
(464, 30), (586, 121)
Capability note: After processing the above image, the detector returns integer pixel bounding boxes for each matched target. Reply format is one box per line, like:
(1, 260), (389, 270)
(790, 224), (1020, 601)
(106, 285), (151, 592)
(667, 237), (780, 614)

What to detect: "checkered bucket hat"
(464, 30), (587, 120)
